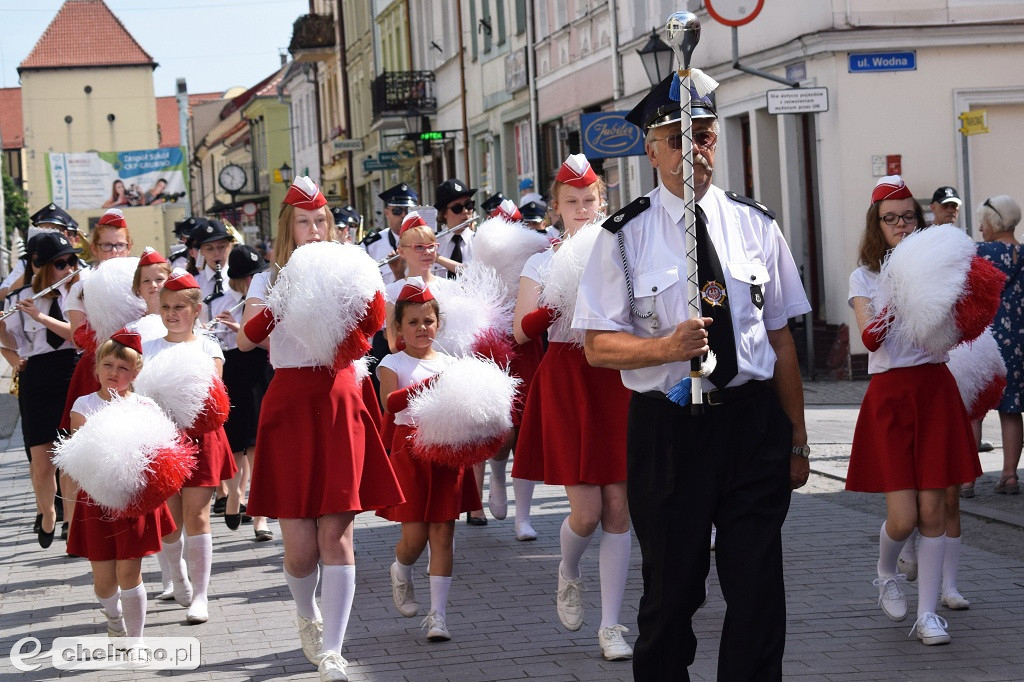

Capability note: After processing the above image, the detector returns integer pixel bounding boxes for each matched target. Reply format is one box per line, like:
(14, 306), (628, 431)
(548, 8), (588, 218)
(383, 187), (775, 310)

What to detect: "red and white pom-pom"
(470, 326), (516, 369)
(952, 257), (1005, 345)
(267, 241), (385, 367)
(538, 219), (602, 346)
(134, 342), (217, 431)
(406, 356), (521, 468)
(470, 214), (551, 303)
(947, 329), (1008, 421)
(874, 224), (980, 354)
(431, 261), (514, 357)
(73, 320), (98, 354)
(83, 257), (147, 342)
(334, 291), (386, 370)
(184, 376), (231, 438)
(53, 395), (197, 518)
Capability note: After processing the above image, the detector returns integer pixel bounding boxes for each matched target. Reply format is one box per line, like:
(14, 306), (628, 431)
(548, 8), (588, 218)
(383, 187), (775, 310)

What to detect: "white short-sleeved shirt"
(2, 285), (76, 357)
(142, 335), (224, 362)
(246, 270), (318, 369)
(1, 259), (25, 291)
(71, 391), (157, 420)
(384, 276), (447, 305)
(572, 183), (811, 393)
(62, 269), (93, 316)
(363, 228), (402, 286)
(521, 249), (573, 344)
(848, 266), (947, 374)
(377, 350), (457, 425)
(432, 225), (474, 279)
(197, 263), (240, 351)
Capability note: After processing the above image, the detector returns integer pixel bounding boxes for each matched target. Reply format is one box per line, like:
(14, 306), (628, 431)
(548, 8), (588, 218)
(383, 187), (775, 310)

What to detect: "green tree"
(3, 165), (29, 239)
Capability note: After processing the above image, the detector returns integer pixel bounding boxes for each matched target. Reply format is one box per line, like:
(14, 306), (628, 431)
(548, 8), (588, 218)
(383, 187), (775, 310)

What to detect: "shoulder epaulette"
(602, 197), (651, 234)
(360, 231), (383, 247)
(725, 191), (776, 221)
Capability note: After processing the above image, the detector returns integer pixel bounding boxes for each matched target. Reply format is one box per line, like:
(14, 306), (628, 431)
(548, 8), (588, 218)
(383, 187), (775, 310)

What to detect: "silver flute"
(376, 214), (478, 267)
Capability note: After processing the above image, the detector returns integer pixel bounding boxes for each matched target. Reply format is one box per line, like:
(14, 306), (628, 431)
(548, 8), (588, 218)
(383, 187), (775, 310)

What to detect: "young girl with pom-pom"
(847, 176), (988, 647)
(143, 268), (237, 625)
(66, 330), (177, 644)
(237, 177), (403, 682)
(377, 278), (480, 643)
(131, 247), (170, 342)
(510, 154), (635, 661)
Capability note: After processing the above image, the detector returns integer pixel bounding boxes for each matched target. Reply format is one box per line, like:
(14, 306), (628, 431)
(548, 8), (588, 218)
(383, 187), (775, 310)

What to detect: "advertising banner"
(580, 112), (645, 159)
(46, 147), (189, 210)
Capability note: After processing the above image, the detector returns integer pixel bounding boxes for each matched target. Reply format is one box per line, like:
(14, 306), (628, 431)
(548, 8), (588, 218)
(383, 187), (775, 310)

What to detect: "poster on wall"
(46, 147), (189, 210)
(580, 112), (645, 159)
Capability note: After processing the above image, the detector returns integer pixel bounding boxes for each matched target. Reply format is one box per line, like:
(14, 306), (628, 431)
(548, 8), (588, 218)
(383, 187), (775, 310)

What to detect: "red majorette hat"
(98, 208), (128, 228)
(491, 198), (523, 222)
(110, 327), (143, 355)
(400, 211), (430, 235)
(164, 267), (199, 291)
(871, 175), (913, 205)
(555, 154), (599, 188)
(138, 246), (168, 267)
(397, 276), (435, 303)
(283, 176), (327, 210)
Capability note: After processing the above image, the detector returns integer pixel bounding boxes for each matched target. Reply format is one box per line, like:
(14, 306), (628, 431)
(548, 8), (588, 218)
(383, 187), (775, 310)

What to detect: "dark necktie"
(47, 298), (65, 349)
(387, 230), (397, 250)
(695, 206), (738, 389)
(447, 234), (463, 280)
(205, 267), (224, 305)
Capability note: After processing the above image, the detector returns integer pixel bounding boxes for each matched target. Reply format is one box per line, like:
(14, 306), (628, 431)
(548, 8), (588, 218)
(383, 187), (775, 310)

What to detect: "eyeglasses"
(405, 243), (438, 254)
(388, 206), (409, 217)
(97, 242), (130, 253)
(983, 198), (1003, 222)
(51, 256), (79, 270)
(879, 212), (918, 226)
(447, 200), (475, 215)
(652, 130), (718, 151)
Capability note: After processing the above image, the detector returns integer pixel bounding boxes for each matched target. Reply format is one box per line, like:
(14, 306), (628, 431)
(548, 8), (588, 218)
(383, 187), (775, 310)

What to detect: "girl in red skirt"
(238, 177), (403, 682)
(847, 176), (982, 646)
(143, 269), (237, 625)
(67, 330), (176, 642)
(510, 154), (634, 661)
(377, 278), (480, 642)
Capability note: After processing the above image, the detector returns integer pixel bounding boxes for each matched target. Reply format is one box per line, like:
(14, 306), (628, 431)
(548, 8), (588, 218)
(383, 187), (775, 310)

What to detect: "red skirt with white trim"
(512, 342), (629, 486)
(509, 336), (545, 428)
(67, 490), (176, 561)
(183, 426), (238, 488)
(846, 363), (981, 492)
(376, 424), (481, 523)
(247, 364), (404, 518)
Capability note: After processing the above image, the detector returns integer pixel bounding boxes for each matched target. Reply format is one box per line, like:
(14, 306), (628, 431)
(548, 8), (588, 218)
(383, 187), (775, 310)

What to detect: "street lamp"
(278, 162), (293, 184)
(637, 28), (673, 86)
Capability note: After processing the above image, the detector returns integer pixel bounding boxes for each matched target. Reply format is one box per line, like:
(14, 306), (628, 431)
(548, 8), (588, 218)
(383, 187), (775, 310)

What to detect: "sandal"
(254, 529), (273, 542)
(959, 482), (975, 499)
(995, 474), (1019, 495)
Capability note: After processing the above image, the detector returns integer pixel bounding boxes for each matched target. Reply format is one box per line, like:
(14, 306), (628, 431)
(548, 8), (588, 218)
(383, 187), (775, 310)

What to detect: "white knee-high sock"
(941, 535), (962, 594)
(97, 588), (122, 618)
(284, 566), (322, 621)
(162, 539), (188, 582)
(899, 528), (919, 561)
(429, 575), (452, 619)
(121, 583), (147, 638)
(559, 517), (594, 580)
(394, 556), (414, 582)
(917, 533), (946, 618)
(186, 533), (212, 610)
(156, 550), (172, 588)
(598, 529), (631, 628)
(513, 478), (534, 524)
(321, 565), (355, 656)
(877, 522), (905, 577)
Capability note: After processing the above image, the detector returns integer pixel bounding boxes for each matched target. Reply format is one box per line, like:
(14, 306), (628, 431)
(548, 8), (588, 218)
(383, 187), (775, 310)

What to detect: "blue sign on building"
(848, 51), (917, 73)
(581, 112), (646, 159)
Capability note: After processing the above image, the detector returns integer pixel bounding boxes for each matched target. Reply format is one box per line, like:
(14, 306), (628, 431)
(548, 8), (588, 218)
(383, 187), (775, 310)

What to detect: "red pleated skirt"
(60, 349), (98, 432)
(512, 343), (629, 486)
(361, 374), (383, 433)
(376, 424), (481, 523)
(67, 490), (176, 561)
(846, 363), (981, 492)
(183, 426), (238, 488)
(510, 336), (545, 428)
(247, 364), (404, 519)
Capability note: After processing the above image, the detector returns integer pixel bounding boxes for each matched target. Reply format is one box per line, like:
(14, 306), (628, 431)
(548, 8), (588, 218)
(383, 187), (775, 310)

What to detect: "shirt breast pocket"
(727, 261), (771, 323)
(632, 267), (681, 333)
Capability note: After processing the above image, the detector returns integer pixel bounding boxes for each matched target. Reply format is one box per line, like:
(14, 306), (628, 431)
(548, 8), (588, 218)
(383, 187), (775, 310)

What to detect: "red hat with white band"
(138, 246), (168, 267)
(98, 208), (128, 228)
(399, 211), (430, 235)
(283, 176), (327, 210)
(397, 276), (435, 303)
(110, 328), (143, 355)
(491, 198), (523, 222)
(871, 175), (913, 205)
(555, 154), (599, 188)
(164, 267), (200, 291)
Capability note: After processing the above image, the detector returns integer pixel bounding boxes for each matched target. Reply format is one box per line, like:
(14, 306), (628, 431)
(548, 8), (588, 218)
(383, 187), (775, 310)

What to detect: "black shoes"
(225, 504), (252, 530)
(38, 520), (56, 549)
(254, 529), (273, 542)
(466, 512), (487, 527)
(212, 496), (228, 515)
(33, 514), (42, 534)
(60, 522), (69, 541)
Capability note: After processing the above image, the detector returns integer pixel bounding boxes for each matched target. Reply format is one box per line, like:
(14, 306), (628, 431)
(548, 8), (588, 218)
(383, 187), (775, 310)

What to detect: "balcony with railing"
(371, 70), (437, 119)
(289, 14), (336, 62)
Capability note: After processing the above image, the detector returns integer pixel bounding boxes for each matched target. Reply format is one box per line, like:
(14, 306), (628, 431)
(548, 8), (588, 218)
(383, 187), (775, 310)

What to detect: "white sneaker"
(390, 562), (419, 617)
(598, 625), (633, 661)
(910, 612), (950, 645)
(421, 609), (451, 642)
(872, 574), (907, 622)
(318, 652), (350, 681)
(104, 610), (126, 638)
(556, 569), (584, 631)
(515, 521), (537, 541)
(173, 578), (193, 607)
(156, 581), (174, 600)
(941, 589), (970, 610)
(186, 597), (208, 624)
(897, 555), (918, 582)
(297, 615), (325, 665)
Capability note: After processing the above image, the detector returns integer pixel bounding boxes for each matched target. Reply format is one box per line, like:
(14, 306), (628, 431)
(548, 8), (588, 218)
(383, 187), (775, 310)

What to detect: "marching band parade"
(2, 2), (1023, 682)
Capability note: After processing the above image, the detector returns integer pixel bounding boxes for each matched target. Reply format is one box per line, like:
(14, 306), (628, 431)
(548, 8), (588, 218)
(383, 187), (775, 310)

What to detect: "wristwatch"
(791, 445), (811, 459)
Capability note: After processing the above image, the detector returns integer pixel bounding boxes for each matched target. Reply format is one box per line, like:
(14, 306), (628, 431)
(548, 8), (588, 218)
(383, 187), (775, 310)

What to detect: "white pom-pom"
(538, 220), (602, 346)
(432, 261), (514, 357)
(471, 215), (551, 302)
(53, 395), (180, 510)
(135, 343), (216, 429)
(874, 224), (975, 354)
(267, 241), (384, 366)
(83, 257), (147, 342)
(947, 329), (1006, 415)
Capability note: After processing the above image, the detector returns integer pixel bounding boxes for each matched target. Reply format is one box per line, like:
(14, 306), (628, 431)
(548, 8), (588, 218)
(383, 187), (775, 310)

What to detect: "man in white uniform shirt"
(361, 183), (418, 286)
(432, 179), (477, 279)
(194, 219), (235, 348)
(573, 75), (811, 681)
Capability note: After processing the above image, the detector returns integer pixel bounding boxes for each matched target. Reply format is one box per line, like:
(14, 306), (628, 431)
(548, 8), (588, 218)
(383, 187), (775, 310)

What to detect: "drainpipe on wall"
(526, 0), (540, 189)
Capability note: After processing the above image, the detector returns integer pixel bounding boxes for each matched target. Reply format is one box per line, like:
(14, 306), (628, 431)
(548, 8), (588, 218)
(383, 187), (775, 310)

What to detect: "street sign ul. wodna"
(848, 51), (916, 72)
(580, 112), (645, 159)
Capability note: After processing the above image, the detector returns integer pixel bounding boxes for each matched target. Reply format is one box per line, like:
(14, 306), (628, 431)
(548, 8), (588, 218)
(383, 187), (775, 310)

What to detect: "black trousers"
(627, 389), (792, 682)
